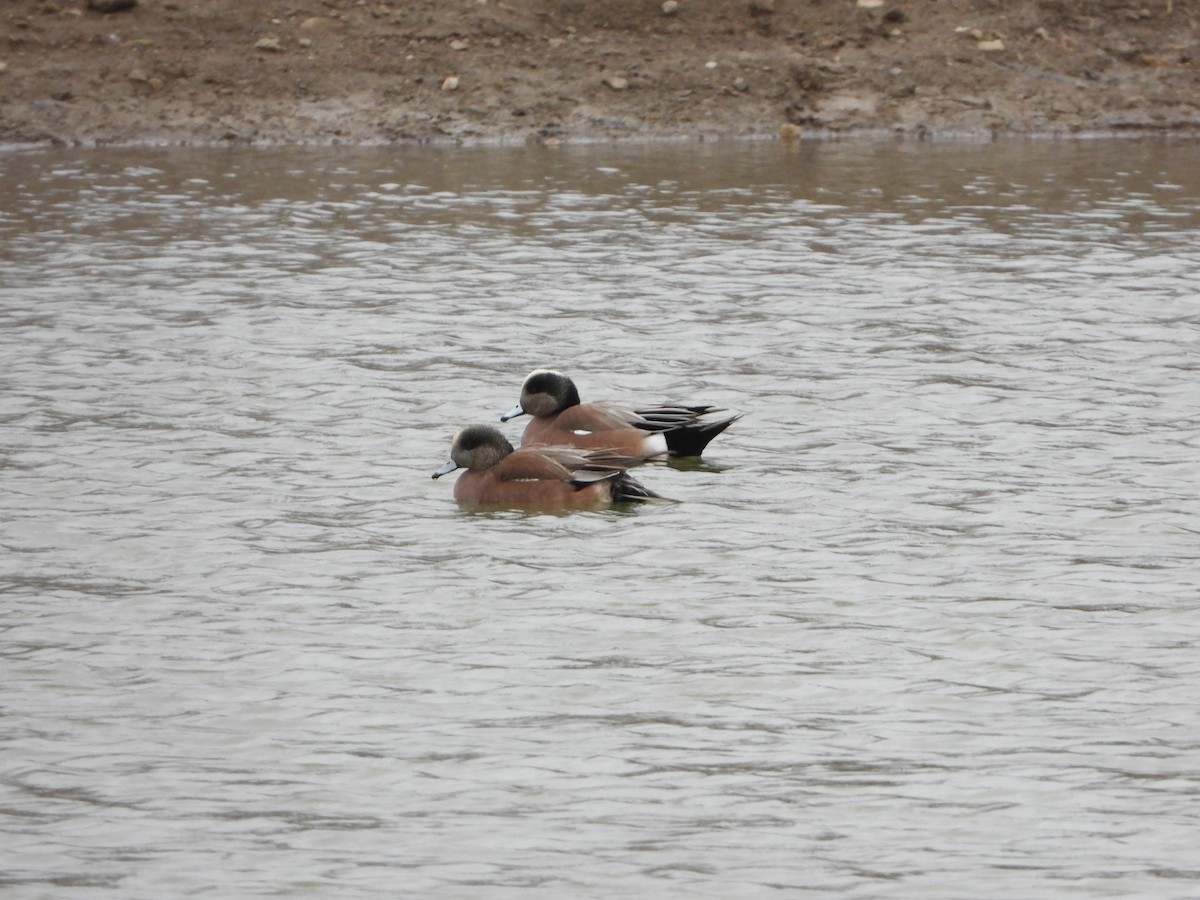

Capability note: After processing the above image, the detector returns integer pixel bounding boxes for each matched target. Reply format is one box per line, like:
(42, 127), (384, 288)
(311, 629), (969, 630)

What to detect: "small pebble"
(87, 0), (137, 12)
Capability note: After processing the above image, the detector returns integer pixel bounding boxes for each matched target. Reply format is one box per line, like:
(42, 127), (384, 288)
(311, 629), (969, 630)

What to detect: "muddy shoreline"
(3, 0), (1199, 148)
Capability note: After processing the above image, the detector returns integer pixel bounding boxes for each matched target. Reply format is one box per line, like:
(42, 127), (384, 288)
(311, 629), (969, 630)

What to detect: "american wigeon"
(432, 424), (661, 511)
(500, 369), (740, 459)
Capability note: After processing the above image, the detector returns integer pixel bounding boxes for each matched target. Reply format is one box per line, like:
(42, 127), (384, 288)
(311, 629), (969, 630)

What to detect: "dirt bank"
(2, 0), (1199, 147)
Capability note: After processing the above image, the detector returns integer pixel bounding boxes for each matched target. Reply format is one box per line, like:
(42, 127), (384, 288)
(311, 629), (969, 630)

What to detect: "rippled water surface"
(3, 139), (1199, 897)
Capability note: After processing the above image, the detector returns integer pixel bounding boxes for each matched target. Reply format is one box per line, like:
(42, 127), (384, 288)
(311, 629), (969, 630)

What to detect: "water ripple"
(2, 140), (1199, 897)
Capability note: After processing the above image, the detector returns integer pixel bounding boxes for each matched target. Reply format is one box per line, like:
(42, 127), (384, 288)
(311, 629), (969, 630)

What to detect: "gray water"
(2, 139), (1199, 898)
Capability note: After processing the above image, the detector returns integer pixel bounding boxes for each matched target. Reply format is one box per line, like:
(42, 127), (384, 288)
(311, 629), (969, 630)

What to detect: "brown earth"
(2, 0), (1199, 147)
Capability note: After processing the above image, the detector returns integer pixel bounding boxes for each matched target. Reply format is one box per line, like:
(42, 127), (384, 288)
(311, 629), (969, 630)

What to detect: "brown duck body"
(433, 425), (659, 512)
(502, 369), (740, 461)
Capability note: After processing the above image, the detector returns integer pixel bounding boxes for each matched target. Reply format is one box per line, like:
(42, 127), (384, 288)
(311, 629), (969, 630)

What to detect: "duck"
(500, 369), (739, 460)
(432, 424), (661, 511)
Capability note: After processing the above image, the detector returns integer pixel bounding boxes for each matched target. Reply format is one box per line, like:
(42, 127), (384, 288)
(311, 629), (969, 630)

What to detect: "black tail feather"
(662, 413), (741, 457)
(629, 404), (741, 457)
(569, 467), (661, 504)
(609, 472), (662, 504)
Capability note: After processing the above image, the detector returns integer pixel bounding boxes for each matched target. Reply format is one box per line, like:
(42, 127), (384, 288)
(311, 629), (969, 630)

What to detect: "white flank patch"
(645, 433), (669, 456)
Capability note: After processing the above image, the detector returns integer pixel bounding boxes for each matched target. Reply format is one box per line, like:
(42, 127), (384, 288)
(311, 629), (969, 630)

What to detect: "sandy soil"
(2, 0), (1199, 147)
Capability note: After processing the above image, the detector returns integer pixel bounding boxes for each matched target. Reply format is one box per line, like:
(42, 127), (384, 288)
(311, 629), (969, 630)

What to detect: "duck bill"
(431, 460), (459, 479)
(499, 404), (526, 422)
